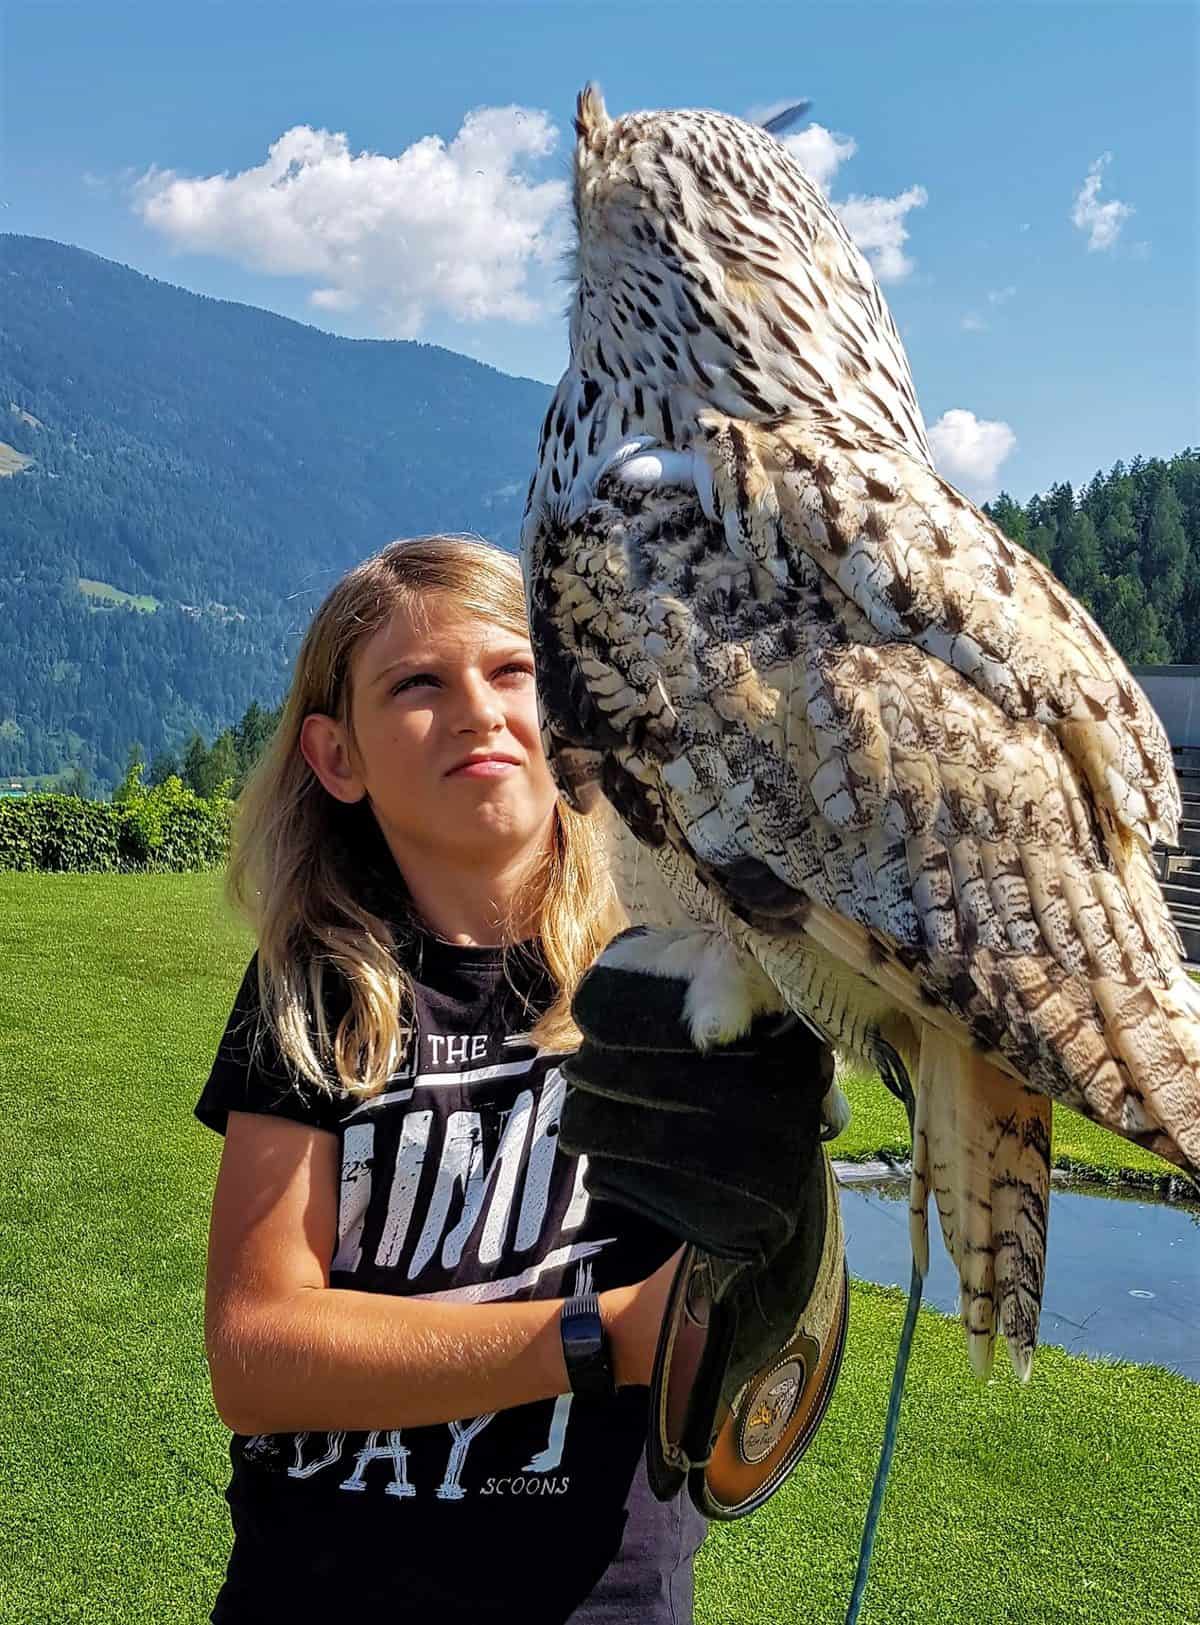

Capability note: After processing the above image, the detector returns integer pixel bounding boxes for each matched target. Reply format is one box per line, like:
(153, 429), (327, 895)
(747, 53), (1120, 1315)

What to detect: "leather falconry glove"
(559, 930), (849, 1520)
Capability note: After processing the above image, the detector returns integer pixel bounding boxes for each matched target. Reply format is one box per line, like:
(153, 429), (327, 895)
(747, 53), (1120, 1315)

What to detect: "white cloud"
(1070, 154), (1134, 252)
(131, 95), (927, 341)
(836, 186), (928, 282)
(753, 98), (926, 282)
(960, 286), (1014, 329)
(132, 108), (569, 337)
(83, 165), (139, 196)
(778, 123), (857, 191)
(928, 408), (1016, 500)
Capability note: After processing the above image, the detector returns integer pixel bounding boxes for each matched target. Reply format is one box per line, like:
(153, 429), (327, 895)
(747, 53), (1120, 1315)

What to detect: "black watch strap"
(560, 1291), (616, 1401)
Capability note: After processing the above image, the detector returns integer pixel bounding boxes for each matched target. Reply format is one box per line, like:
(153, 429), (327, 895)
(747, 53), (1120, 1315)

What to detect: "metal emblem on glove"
(740, 1357), (805, 1464)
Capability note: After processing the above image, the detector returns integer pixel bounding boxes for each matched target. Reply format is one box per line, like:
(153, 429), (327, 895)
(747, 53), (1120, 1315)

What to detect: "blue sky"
(5, 0), (1197, 501)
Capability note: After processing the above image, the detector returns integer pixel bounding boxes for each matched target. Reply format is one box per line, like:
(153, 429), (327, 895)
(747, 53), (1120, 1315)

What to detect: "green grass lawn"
(1, 871), (1197, 1623)
(77, 576), (161, 613)
(0, 440), (34, 477)
(832, 1055), (1186, 1191)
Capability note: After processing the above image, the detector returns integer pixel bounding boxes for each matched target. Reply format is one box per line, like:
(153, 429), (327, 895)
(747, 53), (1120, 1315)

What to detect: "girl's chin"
(471, 804), (557, 852)
(428, 802), (544, 846)
(377, 791), (555, 861)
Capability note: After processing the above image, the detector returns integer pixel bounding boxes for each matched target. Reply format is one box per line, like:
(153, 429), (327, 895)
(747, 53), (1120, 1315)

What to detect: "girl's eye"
(391, 672), (440, 695)
(495, 662), (535, 682)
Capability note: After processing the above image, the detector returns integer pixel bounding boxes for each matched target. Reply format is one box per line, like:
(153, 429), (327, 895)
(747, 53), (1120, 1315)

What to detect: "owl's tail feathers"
(910, 1029), (1051, 1383)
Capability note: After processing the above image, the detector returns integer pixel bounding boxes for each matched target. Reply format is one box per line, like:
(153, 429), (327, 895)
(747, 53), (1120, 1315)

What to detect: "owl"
(521, 86), (1200, 1380)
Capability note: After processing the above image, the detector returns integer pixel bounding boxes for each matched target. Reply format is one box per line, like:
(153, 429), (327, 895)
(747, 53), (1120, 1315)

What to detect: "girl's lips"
(447, 756), (521, 778)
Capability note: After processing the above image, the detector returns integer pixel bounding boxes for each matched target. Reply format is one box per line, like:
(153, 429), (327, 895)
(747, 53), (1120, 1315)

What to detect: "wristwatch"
(559, 1291), (617, 1401)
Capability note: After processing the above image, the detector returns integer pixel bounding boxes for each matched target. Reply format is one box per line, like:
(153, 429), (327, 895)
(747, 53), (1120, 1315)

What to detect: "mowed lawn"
(1, 871), (1197, 1623)
(833, 1058), (1186, 1189)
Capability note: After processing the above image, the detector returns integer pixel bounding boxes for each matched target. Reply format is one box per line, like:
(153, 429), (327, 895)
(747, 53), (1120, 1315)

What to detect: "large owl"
(521, 86), (1200, 1381)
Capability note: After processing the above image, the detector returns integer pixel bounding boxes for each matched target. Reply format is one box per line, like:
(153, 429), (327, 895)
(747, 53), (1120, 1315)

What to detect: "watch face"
(564, 1323), (603, 1359)
(561, 1297), (614, 1398)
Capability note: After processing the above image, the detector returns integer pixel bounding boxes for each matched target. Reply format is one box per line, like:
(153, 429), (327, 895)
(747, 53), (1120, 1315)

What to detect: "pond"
(836, 1163), (1200, 1380)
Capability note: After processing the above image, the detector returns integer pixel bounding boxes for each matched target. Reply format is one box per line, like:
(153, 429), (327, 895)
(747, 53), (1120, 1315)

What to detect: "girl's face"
(303, 595), (559, 872)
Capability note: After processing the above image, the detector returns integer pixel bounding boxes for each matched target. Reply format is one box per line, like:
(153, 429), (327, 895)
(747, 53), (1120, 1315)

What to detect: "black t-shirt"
(194, 933), (706, 1623)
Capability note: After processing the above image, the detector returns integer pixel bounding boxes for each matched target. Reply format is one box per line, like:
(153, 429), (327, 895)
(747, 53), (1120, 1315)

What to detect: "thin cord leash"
(843, 1047), (923, 1625)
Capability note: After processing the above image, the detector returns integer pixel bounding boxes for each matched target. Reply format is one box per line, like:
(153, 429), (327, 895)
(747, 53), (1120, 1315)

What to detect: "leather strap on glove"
(559, 930), (849, 1520)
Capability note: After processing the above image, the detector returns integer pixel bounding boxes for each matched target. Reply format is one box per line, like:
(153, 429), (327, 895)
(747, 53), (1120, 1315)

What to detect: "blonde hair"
(227, 535), (624, 1103)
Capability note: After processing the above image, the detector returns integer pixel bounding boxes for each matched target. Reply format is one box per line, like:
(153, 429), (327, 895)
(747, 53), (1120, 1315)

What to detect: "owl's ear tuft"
(575, 83), (612, 150)
(760, 100), (813, 136)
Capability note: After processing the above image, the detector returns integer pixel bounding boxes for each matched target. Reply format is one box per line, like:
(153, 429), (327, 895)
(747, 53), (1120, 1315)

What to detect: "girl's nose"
(453, 678), (504, 733)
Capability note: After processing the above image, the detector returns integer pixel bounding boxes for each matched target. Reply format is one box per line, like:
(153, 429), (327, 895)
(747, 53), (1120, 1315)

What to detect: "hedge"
(0, 778), (233, 873)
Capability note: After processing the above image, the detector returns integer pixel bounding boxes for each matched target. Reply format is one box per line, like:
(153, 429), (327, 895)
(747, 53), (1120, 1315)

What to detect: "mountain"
(0, 234), (551, 787)
(2, 234), (1198, 793)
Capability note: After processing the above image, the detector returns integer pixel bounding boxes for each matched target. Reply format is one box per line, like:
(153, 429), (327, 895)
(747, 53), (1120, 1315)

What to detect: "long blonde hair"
(228, 535), (624, 1102)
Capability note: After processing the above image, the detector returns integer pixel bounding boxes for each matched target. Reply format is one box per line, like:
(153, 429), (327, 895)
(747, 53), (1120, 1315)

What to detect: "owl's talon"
(595, 441), (701, 501)
(820, 1082), (852, 1139)
(593, 436), (659, 485)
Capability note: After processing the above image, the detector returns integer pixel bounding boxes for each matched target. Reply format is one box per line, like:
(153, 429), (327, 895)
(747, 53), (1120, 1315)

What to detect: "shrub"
(0, 795), (125, 873)
(120, 775), (233, 871)
(0, 779), (233, 874)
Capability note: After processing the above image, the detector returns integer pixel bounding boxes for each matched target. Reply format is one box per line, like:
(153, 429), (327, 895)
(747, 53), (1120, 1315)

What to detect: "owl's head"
(564, 84), (929, 459)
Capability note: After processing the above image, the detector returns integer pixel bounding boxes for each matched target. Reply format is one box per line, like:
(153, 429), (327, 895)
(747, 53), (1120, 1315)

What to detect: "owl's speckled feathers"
(521, 86), (1200, 1379)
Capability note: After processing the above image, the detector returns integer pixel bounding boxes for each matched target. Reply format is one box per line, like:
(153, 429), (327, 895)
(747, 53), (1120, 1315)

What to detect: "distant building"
(1131, 666), (1200, 751)
(1133, 667), (1200, 964)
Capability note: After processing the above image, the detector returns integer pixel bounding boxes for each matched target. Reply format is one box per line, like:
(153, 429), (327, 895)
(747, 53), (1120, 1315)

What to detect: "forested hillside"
(1, 234), (1197, 792)
(985, 452), (1200, 665)
(0, 234), (551, 786)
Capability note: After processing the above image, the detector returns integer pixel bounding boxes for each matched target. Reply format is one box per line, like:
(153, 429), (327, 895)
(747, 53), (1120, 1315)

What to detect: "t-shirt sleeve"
(194, 954), (344, 1138)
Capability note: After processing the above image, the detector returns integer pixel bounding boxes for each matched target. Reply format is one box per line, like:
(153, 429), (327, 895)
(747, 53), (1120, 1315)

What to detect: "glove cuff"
(646, 1149), (849, 1522)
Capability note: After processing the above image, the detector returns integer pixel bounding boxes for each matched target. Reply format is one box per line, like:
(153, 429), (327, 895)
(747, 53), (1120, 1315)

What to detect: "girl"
(195, 535), (707, 1623)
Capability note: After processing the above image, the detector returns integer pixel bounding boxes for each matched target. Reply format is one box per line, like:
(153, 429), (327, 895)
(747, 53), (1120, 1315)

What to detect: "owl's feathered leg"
(596, 925), (851, 1133)
(909, 1029), (1051, 1381)
(598, 924), (784, 1046)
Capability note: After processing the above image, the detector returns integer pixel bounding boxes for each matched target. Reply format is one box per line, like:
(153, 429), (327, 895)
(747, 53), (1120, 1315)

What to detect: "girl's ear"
(299, 713), (367, 804)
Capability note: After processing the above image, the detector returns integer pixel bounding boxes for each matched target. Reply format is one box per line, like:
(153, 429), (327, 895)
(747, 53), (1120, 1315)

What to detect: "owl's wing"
(692, 414), (1181, 850)
(527, 461), (1200, 1178)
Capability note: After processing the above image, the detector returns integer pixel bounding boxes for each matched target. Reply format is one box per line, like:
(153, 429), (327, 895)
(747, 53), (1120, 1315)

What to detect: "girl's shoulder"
(194, 952), (347, 1137)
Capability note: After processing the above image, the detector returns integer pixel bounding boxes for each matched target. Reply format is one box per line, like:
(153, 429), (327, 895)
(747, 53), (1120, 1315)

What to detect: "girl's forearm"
(209, 1281), (642, 1436)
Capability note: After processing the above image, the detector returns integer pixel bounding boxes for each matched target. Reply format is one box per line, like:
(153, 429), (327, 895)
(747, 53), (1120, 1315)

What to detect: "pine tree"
(984, 492), (1028, 549)
(182, 734), (211, 796)
(1143, 470), (1188, 659)
(204, 730), (239, 797)
(1025, 523), (1056, 569)
(231, 701), (279, 788)
(1019, 487), (1061, 569)
(1049, 481), (1075, 539)
(1054, 512), (1103, 608)
(1093, 473), (1140, 576)
(112, 741), (147, 805)
(147, 749), (181, 786)
(1093, 575), (1170, 665)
